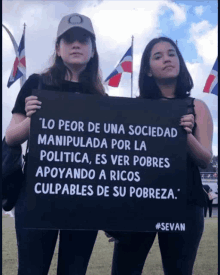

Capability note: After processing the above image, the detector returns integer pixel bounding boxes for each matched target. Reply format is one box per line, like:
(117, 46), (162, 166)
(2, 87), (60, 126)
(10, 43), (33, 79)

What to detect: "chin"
(164, 73), (179, 79)
(68, 61), (85, 66)
(70, 59), (83, 64)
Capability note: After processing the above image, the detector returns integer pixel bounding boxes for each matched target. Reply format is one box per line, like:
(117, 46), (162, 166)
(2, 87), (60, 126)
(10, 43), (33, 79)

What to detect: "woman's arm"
(5, 95), (42, 146)
(186, 99), (213, 169)
(5, 114), (30, 146)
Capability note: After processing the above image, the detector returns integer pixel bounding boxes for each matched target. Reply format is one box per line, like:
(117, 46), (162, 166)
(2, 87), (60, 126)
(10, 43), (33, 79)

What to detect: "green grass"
(2, 214), (218, 275)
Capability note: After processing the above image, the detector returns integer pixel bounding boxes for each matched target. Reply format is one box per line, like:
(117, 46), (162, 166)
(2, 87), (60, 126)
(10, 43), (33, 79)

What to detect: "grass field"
(2, 214), (218, 275)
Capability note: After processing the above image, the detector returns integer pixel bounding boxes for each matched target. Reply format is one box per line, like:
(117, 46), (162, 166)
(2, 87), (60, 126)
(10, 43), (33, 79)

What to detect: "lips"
(163, 65), (174, 70)
(70, 52), (82, 56)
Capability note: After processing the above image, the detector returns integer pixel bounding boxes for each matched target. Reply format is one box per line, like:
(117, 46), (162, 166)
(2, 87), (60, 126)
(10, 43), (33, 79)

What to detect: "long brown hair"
(42, 29), (105, 95)
(139, 37), (193, 99)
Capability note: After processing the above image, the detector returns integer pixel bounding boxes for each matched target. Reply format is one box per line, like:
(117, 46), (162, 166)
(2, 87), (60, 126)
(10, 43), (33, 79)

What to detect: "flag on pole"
(105, 46), (132, 87)
(203, 58), (218, 96)
(7, 28), (26, 88)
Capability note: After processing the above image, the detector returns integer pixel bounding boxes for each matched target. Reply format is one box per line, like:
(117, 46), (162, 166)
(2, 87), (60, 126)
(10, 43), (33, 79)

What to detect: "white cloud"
(194, 6), (204, 16)
(82, 1), (162, 50)
(189, 21), (218, 65)
(212, 145), (218, 156)
(213, 121), (218, 151)
(2, 25), (16, 58)
(163, 2), (187, 26)
(187, 20), (218, 149)
(190, 20), (210, 35)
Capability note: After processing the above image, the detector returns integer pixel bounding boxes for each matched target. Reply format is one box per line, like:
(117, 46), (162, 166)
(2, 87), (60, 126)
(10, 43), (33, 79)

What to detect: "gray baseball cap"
(57, 13), (95, 39)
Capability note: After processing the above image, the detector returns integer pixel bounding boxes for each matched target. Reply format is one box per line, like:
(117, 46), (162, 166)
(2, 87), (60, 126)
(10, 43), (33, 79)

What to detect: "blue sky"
(2, 0), (218, 155)
(158, 1), (218, 63)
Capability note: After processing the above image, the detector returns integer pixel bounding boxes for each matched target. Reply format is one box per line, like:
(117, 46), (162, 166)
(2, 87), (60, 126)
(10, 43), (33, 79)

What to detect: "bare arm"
(5, 95), (42, 146)
(186, 99), (213, 169)
(5, 114), (30, 146)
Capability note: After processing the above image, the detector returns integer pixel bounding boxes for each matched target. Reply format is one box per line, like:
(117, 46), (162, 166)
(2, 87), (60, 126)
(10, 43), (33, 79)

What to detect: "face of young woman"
(57, 33), (94, 68)
(148, 41), (180, 81)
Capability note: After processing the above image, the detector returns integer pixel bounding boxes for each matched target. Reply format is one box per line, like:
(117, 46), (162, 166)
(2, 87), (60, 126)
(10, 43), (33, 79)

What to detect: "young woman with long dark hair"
(5, 13), (105, 275)
(109, 37), (213, 275)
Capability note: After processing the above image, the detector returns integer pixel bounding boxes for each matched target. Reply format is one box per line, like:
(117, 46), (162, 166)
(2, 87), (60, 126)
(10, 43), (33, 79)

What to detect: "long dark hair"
(139, 37), (193, 99)
(42, 28), (105, 95)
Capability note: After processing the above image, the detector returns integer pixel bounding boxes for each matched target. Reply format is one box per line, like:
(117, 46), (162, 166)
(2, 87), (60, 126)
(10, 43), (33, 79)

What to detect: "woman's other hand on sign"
(25, 96), (42, 117)
(180, 114), (194, 134)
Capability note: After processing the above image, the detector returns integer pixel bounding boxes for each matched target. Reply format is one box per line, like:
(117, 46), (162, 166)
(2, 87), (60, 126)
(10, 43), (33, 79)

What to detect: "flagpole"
(131, 35), (134, 98)
(21, 23), (26, 86)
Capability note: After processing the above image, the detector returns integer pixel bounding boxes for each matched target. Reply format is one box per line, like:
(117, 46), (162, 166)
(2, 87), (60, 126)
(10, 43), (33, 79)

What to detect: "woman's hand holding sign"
(180, 114), (194, 134)
(25, 96), (42, 117)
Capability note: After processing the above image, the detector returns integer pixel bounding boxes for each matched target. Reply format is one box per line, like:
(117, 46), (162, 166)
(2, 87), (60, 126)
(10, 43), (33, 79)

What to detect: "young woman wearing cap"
(5, 13), (105, 275)
(108, 37), (213, 275)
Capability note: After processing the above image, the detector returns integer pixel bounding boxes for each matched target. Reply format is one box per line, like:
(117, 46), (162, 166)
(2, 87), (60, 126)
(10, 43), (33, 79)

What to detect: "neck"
(64, 63), (87, 82)
(155, 78), (177, 98)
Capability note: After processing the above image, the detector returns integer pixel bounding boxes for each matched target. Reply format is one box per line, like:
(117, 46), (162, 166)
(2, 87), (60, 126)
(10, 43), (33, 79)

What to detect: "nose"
(163, 54), (171, 63)
(71, 40), (81, 48)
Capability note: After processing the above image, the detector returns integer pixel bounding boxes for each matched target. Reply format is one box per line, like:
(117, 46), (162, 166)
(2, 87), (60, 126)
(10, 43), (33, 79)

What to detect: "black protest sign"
(24, 89), (188, 232)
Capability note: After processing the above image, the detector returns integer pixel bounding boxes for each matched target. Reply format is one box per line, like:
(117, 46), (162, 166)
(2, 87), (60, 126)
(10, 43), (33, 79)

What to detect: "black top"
(12, 74), (89, 115)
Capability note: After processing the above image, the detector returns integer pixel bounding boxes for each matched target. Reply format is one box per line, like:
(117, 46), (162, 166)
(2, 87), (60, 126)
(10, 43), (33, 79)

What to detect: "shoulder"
(194, 98), (208, 110)
(24, 74), (41, 88)
(12, 74), (41, 111)
(194, 98), (211, 116)
(193, 98), (213, 134)
(16, 74), (41, 95)
(16, 74), (41, 98)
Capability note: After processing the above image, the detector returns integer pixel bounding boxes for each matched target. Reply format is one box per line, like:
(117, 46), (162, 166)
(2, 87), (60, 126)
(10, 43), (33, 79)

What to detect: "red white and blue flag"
(7, 29), (26, 88)
(105, 46), (132, 87)
(203, 58), (218, 96)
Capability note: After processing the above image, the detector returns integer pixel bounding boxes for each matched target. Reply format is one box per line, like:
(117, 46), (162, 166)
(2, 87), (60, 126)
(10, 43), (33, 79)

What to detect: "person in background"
(107, 37), (213, 275)
(5, 13), (105, 275)
(203, 184), (214, 217)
